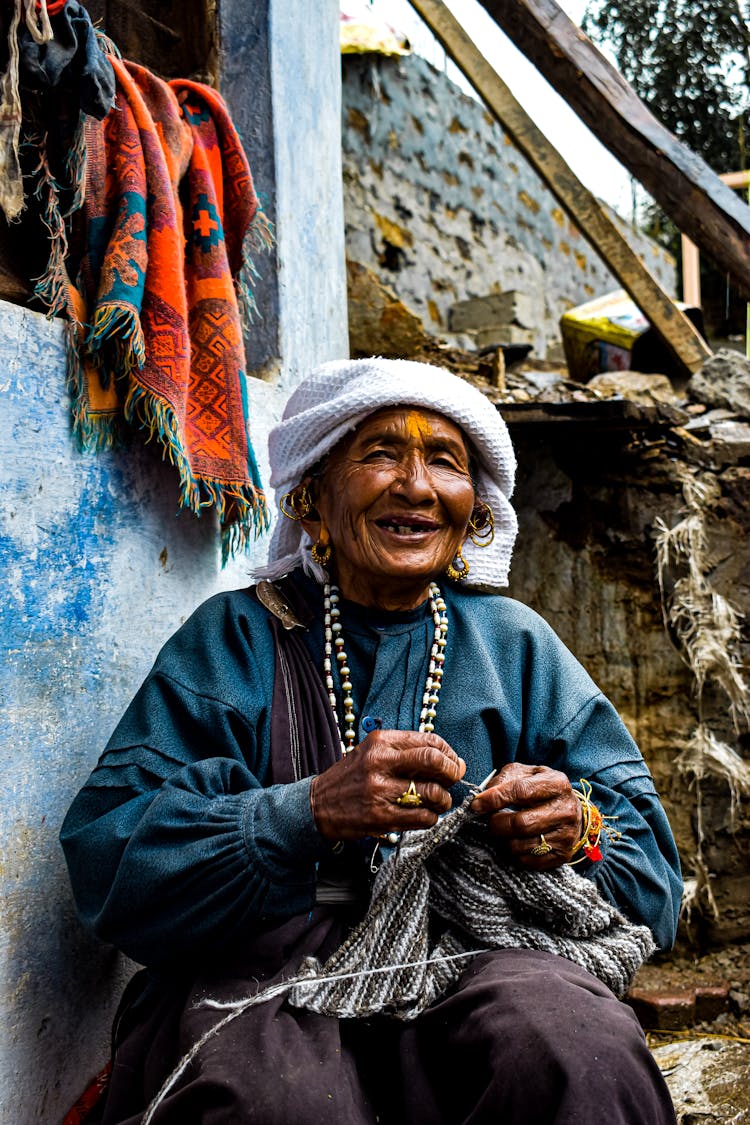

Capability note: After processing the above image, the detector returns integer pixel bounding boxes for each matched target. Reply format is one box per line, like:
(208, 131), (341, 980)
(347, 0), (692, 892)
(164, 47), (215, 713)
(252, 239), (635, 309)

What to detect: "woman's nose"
(391, 454), (435, 500)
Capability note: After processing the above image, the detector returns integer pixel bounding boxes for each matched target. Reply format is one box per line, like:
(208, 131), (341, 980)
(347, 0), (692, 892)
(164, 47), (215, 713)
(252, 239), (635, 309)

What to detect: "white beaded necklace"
(323, 582), (448, 755)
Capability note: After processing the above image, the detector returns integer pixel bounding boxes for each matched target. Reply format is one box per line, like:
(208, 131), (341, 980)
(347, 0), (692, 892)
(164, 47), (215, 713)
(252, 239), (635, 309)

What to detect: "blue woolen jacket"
(60, 574), (682, 966)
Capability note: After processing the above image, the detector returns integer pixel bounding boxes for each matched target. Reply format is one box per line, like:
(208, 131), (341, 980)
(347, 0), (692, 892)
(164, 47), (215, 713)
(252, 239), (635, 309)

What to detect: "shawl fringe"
(86, 302), (146, 380)
(124, 381), (270, 559)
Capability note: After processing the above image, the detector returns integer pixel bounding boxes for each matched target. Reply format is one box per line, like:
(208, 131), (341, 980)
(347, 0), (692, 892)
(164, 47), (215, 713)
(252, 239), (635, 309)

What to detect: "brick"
(476, 325), (535, 349)
(626, 988), (697, 1030)
(695, 983), (731, 1022)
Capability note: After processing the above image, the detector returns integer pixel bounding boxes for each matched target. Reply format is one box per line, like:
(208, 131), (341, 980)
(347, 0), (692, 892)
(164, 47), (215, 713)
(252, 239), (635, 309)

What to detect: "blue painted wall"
(0, 3), (346, 1117)
(0, 302), (266, 1118)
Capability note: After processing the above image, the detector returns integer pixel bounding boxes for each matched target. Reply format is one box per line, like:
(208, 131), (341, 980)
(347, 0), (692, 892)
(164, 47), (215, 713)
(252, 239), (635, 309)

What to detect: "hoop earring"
(280, 484), (314, 522)
(446, 544), (470, 581)
(311, 525), (332, 567)
(468, 500), (495, 548)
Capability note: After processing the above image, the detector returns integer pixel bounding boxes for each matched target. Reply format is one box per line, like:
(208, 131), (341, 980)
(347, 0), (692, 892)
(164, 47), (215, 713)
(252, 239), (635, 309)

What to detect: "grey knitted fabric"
(142, 797), (656, 1122)
(288, 796), (655, 1020)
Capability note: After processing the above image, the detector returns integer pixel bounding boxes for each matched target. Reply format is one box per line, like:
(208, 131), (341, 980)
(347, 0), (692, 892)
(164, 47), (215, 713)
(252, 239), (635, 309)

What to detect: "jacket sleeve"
(536, 693), (682, 951)
(60, 595), (328, 967)
(513, 612), (683, 952)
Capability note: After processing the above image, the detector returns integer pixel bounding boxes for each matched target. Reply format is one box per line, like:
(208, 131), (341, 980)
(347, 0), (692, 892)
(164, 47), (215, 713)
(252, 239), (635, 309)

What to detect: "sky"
(357, 0), (637, 218)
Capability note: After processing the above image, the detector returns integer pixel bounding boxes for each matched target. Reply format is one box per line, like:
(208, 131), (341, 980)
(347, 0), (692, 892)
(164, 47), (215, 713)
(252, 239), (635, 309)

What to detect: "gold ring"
(396, 781), (423, 808)
(530, 834), (553, 857)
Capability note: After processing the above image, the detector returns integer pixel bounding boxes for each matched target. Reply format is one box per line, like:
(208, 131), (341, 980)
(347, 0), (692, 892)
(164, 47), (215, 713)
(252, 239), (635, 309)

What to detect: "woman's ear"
(298, 476), (321, 542)
(300, 511), (322, 543)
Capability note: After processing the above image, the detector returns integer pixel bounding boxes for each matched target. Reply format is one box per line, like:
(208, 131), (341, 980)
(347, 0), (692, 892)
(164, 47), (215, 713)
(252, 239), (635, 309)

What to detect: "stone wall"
(505, 418), (750, 948)
(339, 47), (750, 947)
(342, 52), (676, 359)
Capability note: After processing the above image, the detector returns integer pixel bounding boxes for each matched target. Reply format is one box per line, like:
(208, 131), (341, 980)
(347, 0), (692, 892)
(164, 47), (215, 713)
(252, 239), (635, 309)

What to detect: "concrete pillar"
(0, 3), (346, 1117)
(219, 0), (348, 387)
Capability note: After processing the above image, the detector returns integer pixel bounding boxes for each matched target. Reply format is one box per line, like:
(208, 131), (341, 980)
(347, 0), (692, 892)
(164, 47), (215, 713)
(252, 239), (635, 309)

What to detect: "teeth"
(384, 522), (432, 535)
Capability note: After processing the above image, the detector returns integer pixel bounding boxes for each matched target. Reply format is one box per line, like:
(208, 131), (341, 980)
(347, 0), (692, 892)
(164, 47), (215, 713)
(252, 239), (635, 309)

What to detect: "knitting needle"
(472, 769), (497, 793)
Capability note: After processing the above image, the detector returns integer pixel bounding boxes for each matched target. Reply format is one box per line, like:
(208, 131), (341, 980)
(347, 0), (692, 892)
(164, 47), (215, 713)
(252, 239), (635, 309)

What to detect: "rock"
(347, 259), (430, 358)
(688, 348), (750, 417)
(449, 291), (536, 332)
(586, 370), (682, 406)
(729, 988), (750, 1015)
(476, 325), (535, 349)
(518, 369), (567, 394)
(682, 407), (738, 433)
(708, 419), (750, 464)
(651, 1038), (750, 1123)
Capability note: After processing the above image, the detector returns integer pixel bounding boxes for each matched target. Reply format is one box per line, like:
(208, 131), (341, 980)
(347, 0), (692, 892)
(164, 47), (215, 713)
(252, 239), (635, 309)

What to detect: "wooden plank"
(722, 171), (750, 190)
(681, 235), (701, 307)
(501, 400), (641, 426)
(407, 0), (711, 377)
(475, 0), (750, 301)
(499, 398), (683, 428)
(0, 230), (31, 307)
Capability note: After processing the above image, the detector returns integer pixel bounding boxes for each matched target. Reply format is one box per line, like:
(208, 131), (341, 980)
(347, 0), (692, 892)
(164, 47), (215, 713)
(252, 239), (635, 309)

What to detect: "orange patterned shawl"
(69, 57), (271, 558)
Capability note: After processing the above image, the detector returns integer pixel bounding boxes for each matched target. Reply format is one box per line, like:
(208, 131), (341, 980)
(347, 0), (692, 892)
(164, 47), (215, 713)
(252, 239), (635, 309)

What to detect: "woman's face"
(303, 407), (476, 610)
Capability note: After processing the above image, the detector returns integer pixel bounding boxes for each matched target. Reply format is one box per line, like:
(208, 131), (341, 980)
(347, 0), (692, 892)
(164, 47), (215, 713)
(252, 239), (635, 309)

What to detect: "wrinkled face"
(303, 407), (476, 610)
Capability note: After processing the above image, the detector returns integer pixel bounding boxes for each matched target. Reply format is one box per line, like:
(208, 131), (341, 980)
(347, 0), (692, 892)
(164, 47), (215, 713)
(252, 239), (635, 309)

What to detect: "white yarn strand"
(141, 949), (483, 1125)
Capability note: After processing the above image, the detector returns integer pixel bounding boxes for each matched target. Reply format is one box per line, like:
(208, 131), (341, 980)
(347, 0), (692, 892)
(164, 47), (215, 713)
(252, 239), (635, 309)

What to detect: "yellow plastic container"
(561, 289), (703, 382)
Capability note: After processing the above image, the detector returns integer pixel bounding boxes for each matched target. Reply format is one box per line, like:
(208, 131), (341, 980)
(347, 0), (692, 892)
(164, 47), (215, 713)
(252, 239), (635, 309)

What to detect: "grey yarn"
(288, 795), (654, 1019)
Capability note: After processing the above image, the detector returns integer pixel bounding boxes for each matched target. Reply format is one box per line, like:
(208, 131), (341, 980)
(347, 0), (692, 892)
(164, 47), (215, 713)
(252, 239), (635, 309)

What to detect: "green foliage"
(583, 0), (750, 172)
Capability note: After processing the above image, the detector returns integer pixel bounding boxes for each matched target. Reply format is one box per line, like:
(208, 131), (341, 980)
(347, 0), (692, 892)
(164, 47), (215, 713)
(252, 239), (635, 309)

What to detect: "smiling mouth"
(376, 518), (439, 536)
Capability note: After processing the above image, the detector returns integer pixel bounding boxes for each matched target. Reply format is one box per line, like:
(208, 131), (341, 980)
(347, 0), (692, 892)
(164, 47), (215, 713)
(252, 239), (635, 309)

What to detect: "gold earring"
(311, 525), (331, 566)
(280, 484), (314, 521)
(468, 500), (495, 548)
(446, 544), (470, 581)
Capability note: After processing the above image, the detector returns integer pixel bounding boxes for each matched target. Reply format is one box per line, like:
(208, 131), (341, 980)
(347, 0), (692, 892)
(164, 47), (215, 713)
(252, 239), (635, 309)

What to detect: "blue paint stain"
(0, 467), (122, 645)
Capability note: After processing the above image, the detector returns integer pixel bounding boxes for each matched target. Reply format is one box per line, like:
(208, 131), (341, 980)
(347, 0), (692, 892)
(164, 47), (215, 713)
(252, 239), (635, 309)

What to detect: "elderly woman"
(61, 358), (681, 1124)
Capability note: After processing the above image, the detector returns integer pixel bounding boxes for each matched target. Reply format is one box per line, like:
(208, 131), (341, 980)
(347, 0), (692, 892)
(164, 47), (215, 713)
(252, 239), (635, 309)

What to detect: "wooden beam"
(681, 235), (701, 307)
(722, 171), (750, 190)
(99, 0), (214, 80)
(407, 0), (711, 377)
(475, 0), (750, 302)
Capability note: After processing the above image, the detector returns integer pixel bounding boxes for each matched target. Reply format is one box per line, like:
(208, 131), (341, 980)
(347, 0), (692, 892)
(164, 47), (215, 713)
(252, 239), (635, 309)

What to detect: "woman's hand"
(310, 730), (466, 841)
(470, 762), (583, 870)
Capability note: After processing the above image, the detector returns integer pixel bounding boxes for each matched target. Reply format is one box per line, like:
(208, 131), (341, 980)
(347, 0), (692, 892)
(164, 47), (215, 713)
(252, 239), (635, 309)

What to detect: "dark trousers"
(101, 937), (676, 1124)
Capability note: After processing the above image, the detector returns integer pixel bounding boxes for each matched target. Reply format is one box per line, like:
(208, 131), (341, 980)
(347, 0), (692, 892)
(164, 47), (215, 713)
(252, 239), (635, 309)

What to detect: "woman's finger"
(309, 730), (463, 840)
(392, 777), (453, 814)
(471, 762), (571, 816)
(509, 832), (568, 869)
(362, 730), (466, 786)
(488, 795), (580, 840)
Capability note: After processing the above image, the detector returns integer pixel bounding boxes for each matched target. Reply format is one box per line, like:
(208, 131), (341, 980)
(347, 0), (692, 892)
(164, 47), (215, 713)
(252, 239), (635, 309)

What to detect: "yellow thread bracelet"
(568, 778), (620, 865)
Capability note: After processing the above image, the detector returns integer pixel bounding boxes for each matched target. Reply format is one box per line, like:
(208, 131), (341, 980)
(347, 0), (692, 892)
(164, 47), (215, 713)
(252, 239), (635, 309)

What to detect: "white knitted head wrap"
(260, 357), (518, 590)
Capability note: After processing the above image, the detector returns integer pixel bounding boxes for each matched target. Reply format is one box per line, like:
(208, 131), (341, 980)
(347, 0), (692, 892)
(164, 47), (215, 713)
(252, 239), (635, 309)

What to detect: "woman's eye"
(432, 454), (462, 470)
(362, 448), (397, 461)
